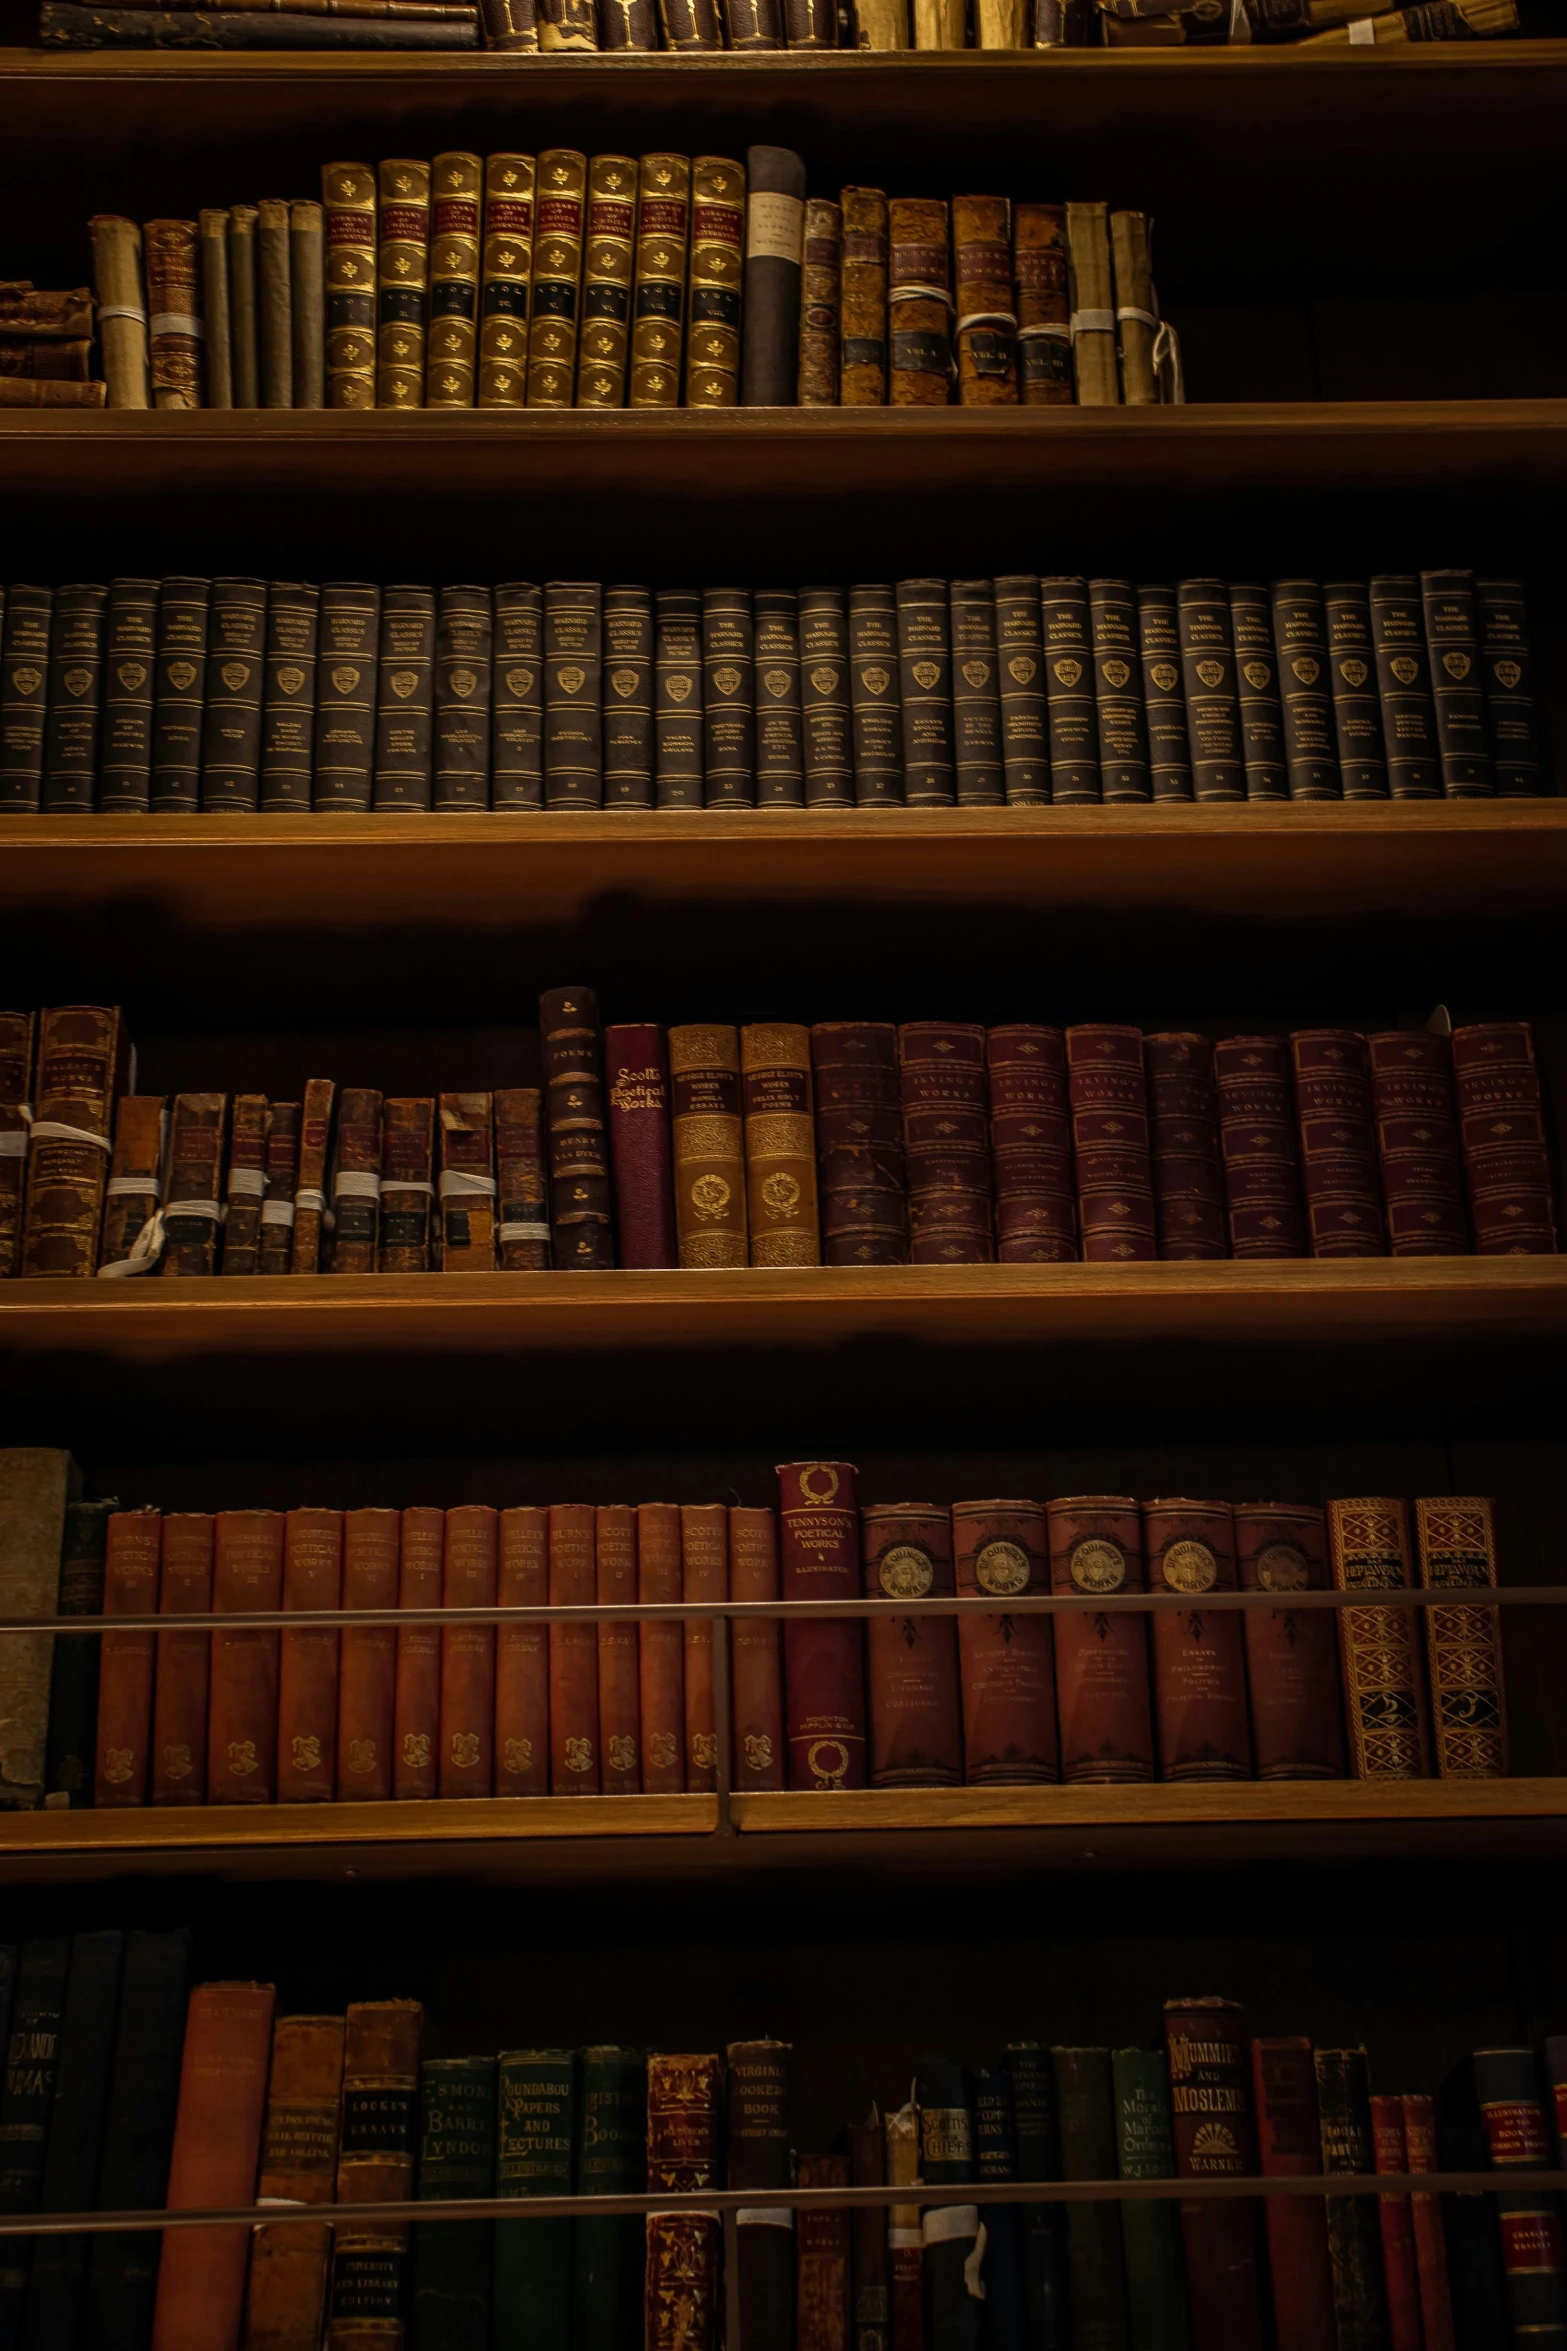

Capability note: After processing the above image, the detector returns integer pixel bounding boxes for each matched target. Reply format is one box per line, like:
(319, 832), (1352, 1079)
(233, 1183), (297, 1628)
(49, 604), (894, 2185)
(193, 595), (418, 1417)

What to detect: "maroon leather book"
(548, 1501), (601, 1793)
(597, 1502), (642, 1794)
(1367, 1030), (1469, 1256)
(494, 1086), (550, 1271)
(95, 1507), (162, 1808)
(730, 1504), (786, 1793)
(951, 1499), (1058, 1783)
(208, 1509), (285, 1804)
(438, 1503), (497, 1798)
(1369, 2095), (1423, 2351)
(1451, 1019), (1559, 1254)
(275, 1506), (343, 1802)
(1164, 1996), (1268, 2351)
(1065, 1025), (1156, 1262)
(1234, 1503), (1345, 1780)
(860, 1502), (963, 1787)
(777, 1461), (867, 1790)
(1401, 2094), (1457, 2351)
(1147, 1032), (1227, 1261)
(1251, 2036), (1336, 2351)
(152, 1512), (214, 1806)
(897, 1021), (994, 1264)
(1214, 1035), (1308, 1259)
(605, 1022), (678, 1269)
(987, 1024), (1076, 1263)
(637, 1501), (686, 1795)
(810, 1020), (909, 1267)
(1143, 1498), (1251, 1781)
(682, 1502), (727, 1795)
(393, 1504), (444, 1801)
(1290, 1029), (1386, 1257)
(337, 1506), (399, 1801)
(1045, 1496), (1154, 1783)
(495, 1505), (549, 1796)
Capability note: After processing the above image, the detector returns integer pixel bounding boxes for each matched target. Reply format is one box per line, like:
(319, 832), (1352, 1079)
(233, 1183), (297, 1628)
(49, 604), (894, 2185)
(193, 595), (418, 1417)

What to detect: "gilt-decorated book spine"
(394, 1505), (443, 1800)
(988, 1023), (1075, 1263)
(1046, 1495), (1155, 1783)
(160, 1091), (226, 1276)
(378, 1096), (434, 1273)
(741, 146), (806, 399)
(798, 197), (842, 405)
(144, 217), (203, 408)
(1271, 579), (1341, 800)
(543, 580), (603, 806)
(527, 149), (587, 407)
(1451, 1018), (1557, 1253)
(754, 587), (805, 802)
(482, 2048), (570, 2351)
(22, 1003), (123, 1279)
(373, 583), (436, 809)
(1013, 199), (1071, 408)
(742, 1022), (820, 1265)
(95, 1508), (161, 1807)
(800, 585), (854, 804)
(1214, 1035), (1307, 1259)
(0, 584), (51, 811)
(993, 573), (1049, 803)
(1049, 2047), (1129, 2351)
(573, 2047), (646, 2350)
(1291, 1028), (1385, 1257)
(425, 151), (481, 409)
(288, 1076), (336, 1274)
(548, 1502), (600, 1793)
(798, 2155), (852, 2351)
(576, 154), (636, 406)
(374, 159), (429, 408)
(670, 1022), (747, 1267)
(1420, 568), (1492, 796)
(1475, 577), (1542, 795)
(0, 1009), (34, 1278)
(654, 588), (703, 805)
(492, 581), (543, 806)
(151, 1981), (276, 2351)
(604, 1025), (675, 1268)
(146, 574), (207, 810)
(540, 983), (614, 1269)
(953, 1497), (1059, 1784)
(1368, 2096), (1423, 2351)
(1412, 1495), (1507, 1779)
(953, 194), (1017, 404)
(1370, 575), (1441, 798)
(326, 1085), (382, 1275)
(1090, 576), (1150, 802)
(208, 1508), (284, 1802)
(728, 2041), (794, 2351)
(322, 162), (377, 407)
(42, 580), (107, 812)
(100, 1093), (165, 1271)
(1228, 582), (1289, 801)
(151, 1511), (213, 1804)
(494, 1086), (550, 1272)
(1367, 1028), (1468, 1256)
(597, 1503), (642, 1795)
(1327, 1496), (1431, 1779)
(950, 579), (1005, 805)
(1471, 2048), (1567, 2349)
(1144, 1497), (1251, 1781)
(1250, 2037), (1336, 2351)
(899, 1020), (993, 1263)
(848, 582), (902, 802)
(637, 1502), (685, 1796)
(778, 1460), (866, 1790)
(685, 156), (744, 407)
(603, 583), (654, 805)
(1112, 2047), (1189, 2351)
(1163, 1997), (1268, 2351)
(1235, 1502), (1344, 1780)
(432, 583), (492, 809)
(242, 2011), (344, 2351)
(598, 0), (654, 48)
(495, 1506), (549, 1796)
(887, 195), (951, 407)
(410, 2055), (495, 2351)
(1177, 579), (1244, 801)
(44, 1498), (112, 1809)
(1066, 1023), (1156, 1262)
(1041, 576), (1100, 802)
(680, 1503), (727, 1794)
(438, 1090), (495, 1270)
(198, 576), (267, 809)
(1138, 583), (1194, 801)
(1315, 2048), (1391, 2351)
(478, 154), (534, 408)
(840, 185), (888, 405)
(337, 1506), (399, 1801)
(647, 2056), (721, 2351)
(730, 1504), (785, 1792)
(99, 576), (158, 810)
(811, 1020), (907, 1266)
(257, 580), (320, 810)
(1324, 582), (1389, 798)
(312, 582), (378, 809)
(328, 1999), (423, 2351)
(629, 154), (690, 408)
(1146, 1031), (1226, 1261)
(437, 1504), (496, 1798)
(860, 1502), (962, 1788)
(703, 584), (755, 803)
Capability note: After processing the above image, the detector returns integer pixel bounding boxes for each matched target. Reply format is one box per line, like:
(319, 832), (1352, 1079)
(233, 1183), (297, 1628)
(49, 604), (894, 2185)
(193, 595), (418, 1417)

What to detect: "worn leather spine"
(151, 1512), (213, 1803)
(1065, 202), (1118, 405)
(1066, 1023), (1156, 1263)
(378, 1098), (433, 1273)
(988, 1023), (1075, 1263)
(685, 156), (744, 406)
(494, 1087), (549, 1272)
(741, 146), (806, 402)
(540, 984), (614, 1269)
(798, 198), (842, 404)
(1164, 1997), (1268, 2351)
(1177, 579), (1244, 801)
(1421, 568), (1492, 796)
(899, 1020), (993, 1263)
(22, 1004), (122, 1278)
(372, 583), (436, 809)
(143, 218), (203, 409)
(432, 583), (492, 809)
(323, 164), (377, 409)
(1327, 1496), (1431, 1779)
(242, 2013), (344, 2351)
(311, 582), (378, 809)
(327, 2000), (423, 2351)
(290, 199), (325, 407)
(1369, 575), (1440, 798)
(603, 583), (654, 805)
(1315, 2048), (1391, 2351)
(1368, 2096), (1423, 2351)
(798, 2154), (853, 2351)
(1146, 1032), (1225, 1261)
(1398, 2096), (1456, 2351)
(1475, 577), (1541, 794)
(393, 1505), (443, 1800)
(954, 194), (1017, 404)
(1041, 576), (1101, 802)
(494, 1506), (549, 1795)
(728, 2043), (794, 2351)
(681, 1502), (727, 1793)
(1452, 1019), (1557, 1253)
(1413, 1495), (1507, 1779)
(593, 1504), (641, 1796)
(197, 208), (232, 407)
(437, 1504), (496, 1798)
(337, 1507), (399, 1800)
(670, 1023), (747, 1268)
(0, 1010), (33, 1276)
(100, 1093), (164, 1270)
(98, 576), (158, 810)
(1047, 1496), (1155, 1782)
(290, 1077), (336, 1273)
(778, 1460), (866, 1790)
(208, 1509), (284, 1803)
(1137, 583), (1193, 801)
(811, 1021), (908, 1266)
(478, 155), (534, 407)
(329, 1086), (382, 1274)
(1291, 1028), (1385, 1258)
(158, 1092), (225, 1277)
(1366, 1029), (1467, 1256)
(94, 1508), (160, 1807)
(1323, 582), (1388, 797)
(256, 197), (293, 408)
(861, 1502), (962, 1787)
(636, 1502), (685, 1794)
(646, 2057), (721, 2351)
(1013, 200), (1071, 407)
(1144, 1497), (1251, 1780)
(42, 581), (107, 812)
(893, 578), (956, 803)
(543, 579), (602, 805)
(1214, 1035), (1307, 1259)
(1, 585), (51, 810)
(887, 195), (950, 407)
(840, 187), (888, 404)
(89, 214), (150, 407)
(548, 1502), (600, 1793)
(1251, 2038), (1337, 2351)
(629, 155), (689, 407)
(527, 151), (586, 406)
(742, 1021), (821, 1265)
(151, 1983), (277, 2351)
(703, 584), (755, 803)
(257, 581), (320, 810)
(800, 585), (854, 803)
(426, 151), (481, 408)
(953, 1498), (1059, 1784)
(754, 588), (805, 802)
(1235, 1502), (1344, 1780)
(575, 155), (636, 404)
(1228, 582), (1289, 800)
(438, 1091), (495, 1270)
(1089, 576), (1150, 801)
(950, 579), (1006, 804)
(730, 1505), (785, 1792)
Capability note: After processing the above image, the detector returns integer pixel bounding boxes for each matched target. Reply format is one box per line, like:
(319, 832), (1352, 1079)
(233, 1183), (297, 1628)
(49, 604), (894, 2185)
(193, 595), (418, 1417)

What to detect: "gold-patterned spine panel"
(478, 154), (535, 411)
(376, 158), (430, 411)
(741, 1021), (821, 1268)
(575, 154), (637, 409)
(426, 151), (481, 409)
(685, 156), (745, 408)
(1326, 1495), (1431, 1780)
(526, 149), (587, 411)
(322, 162), (377, 411)
(1413, 1494), (1509, 1779)
(628, 154), (690, 411)
(670, 1022), (748, 1269)
(143, 218), (203, 411)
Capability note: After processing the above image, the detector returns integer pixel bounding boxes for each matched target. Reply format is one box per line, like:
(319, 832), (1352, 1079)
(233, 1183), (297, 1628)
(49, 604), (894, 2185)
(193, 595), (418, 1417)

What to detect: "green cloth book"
(572, 2046), (646, 2351)
(495, 2048), (576, 2351)
(1111, 2048), (1190, 2351)
(411, 2055), (496, 2351)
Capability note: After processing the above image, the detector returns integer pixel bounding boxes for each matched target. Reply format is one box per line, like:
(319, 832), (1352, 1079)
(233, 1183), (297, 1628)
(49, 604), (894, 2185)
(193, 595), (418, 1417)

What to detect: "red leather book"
(379, 1096), (436, 1272)
(1234, 1503), (1345, 1780)
(810, 1020), (909, 1267)
(897, 1022), (994, 1264)
(597, 1503), (641, 1793)
(1143, 1498), (1251, 1781)
(1451, 1019), (1558, 1254)
(1045, 1496), (1154, 1783)
(276, 1506), (343, 1802)
(860, 1502), (963, 1788)
(150, 1980), (276, 2351)
(327, 1085), (383, 1273)
(986, 1024), (1076, 1264)
(648, 2054), (723, 2351)
(797, 2152), (852, 2351)
(1250, 2036), (1336, 2351)
(438, 1503), (497, 1797)
(1290, 1029), (1386, 1257)
(1147, 1032), (1227, 1261)
(95, 1506), (161, 1807)
(335, 1507), (399, 1801)
(637, 1501), (685, 1794)
(494, 1085), (550, 1271)
(1400, 2093), (1457, 2351)
(495, 1505), (549, 1795)
(438, 1090), (496, 1271)
(152, 1512), (214, 1806)
(1214, 1034), (1307, 1258)
(682, 1503), (727, 1794)
(1327, 1497), (1431, 1780)
(1164, 1996), (1268, 2351)
(951, 1498), (1058, 1783)
(1065, 1024), (1156, 1262)
(1367, 1030), (1469, 1256)
(778, 1460), (867, 1790)
(393, 1504), (444, 1800)
(548, 1501), (601, 1792)
(207, 1510), (284, 1804)
(604, 1022), (677, 1268)
(729, 1505), (785, 1793)
(1369, 2094), (1423, 2351)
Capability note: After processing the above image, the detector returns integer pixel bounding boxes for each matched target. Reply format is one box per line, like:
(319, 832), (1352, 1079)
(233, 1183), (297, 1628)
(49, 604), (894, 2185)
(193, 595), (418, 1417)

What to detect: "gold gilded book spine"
(89, 214), (150, 409)
(887, 196), (950, 407)
(527, 149), (587, 409)
(478, 0), (538, 41)
(1110, 210), (1158, 404)
(1327, 1497), (1431, 1781)
(290, 199), (326, 407)
(576, 154), (637, 407)
(686, 157), (745, 408)
(376, 158), (430, 408)
(1413, 1496), (1508, 1779)
(1014, 200), (1072, 408)
(143, 218), (203, 409)
(840, 186), (888, 405)
(478, 154), (534, 409)
(538, 0), (595, 39)
(198, 208), (233, 407)
(598, 0), (655, 42)
(426, 151), (481, 408)
(670, 1023), (748, 1268)
(742, 1022), (821, 1266)
(629, 154), (690, 409)
(855, 0), (909, 30)
(953, 195), (1016, 405)
(1065, 201), (1118, 406)
(322, 163), (377, 408)
(798, 197), (841, 403)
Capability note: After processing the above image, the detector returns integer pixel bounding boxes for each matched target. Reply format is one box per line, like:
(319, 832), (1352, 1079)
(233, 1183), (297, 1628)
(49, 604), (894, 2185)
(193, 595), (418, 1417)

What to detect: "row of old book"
(3, 1003), (1555, 1285)
(0, 1453), (1508, 1813)
(0, 280), (103, 408)
(85, 158), (1173, 413)
(0, 571), (1539, 812)
(0, 1931), (1560, 2351)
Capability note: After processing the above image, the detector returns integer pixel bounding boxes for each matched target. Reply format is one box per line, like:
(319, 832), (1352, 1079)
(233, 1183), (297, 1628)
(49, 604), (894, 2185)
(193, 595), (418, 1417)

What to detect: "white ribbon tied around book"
(439, 1170), (497, 1198)
(0, 1103), (29, 1161)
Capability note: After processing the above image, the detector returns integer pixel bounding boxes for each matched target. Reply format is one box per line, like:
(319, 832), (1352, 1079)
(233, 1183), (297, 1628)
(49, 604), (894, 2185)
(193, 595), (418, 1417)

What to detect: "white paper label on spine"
(746, 191), (805, 265)
(1347, 15), (1375, 36)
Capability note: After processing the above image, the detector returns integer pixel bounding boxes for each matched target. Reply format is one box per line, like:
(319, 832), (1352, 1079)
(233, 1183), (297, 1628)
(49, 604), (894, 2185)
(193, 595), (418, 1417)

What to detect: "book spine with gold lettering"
(527, 149), (586, 409)
(598, 0), (655, 41)
(741, 1022), (820, 1266)
(539, 0), (597, 41)
(327, 2001), (423, 2351)
(657, 0), (720, 43)
(549, 1503), (600, 1792)
(629, 154), (690, 408)
(597, 1505), (642, 1794)
(375, 159), (429, 409)
(603, 583), (654, 806)
(1014, 200), (1072, 408)
(208, 1508), (285, 1802)
(887, 195), (950, 407)
(322, 162), (376, 409)
(277, 1506), (344, 1801)
(338, 1507), (400, 1800)
(394, 1507), (443, 1799)
(143, 218), (203, 410)
(540, 984), (616, 1269)
(638, 1503), (685, 1793)
(151, 1512), (213, 1803)
(840, 186), (888, 404)
(425, 151), (481, 408)
(1327, 1496), (1432, 1779)
(378, 1098), (434, 1273)
(438, 1504), (497, 1796)
(328, 1085), (383, 1274)
(954, 195), (1017, 405)
(703, 585), (754, 803)
(496, 1506), (549, 1795)
(1413, 1494), (1507, 1779)
(1, 585), (52, 812)
(686, 156), (745, 407)
(670, 1023), (747, 1267)
(729, 1505), (785, 1791)
(243, 2014), (345, 2351)
(477, 154), (533, 409)
(576, 155), (637, 407)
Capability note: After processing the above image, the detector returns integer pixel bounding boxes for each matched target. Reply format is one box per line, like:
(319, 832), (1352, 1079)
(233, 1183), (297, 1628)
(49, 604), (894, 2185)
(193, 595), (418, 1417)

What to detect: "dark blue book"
(19, 1930), (125, 2351)
(916, 2057), (981, 2351)
(972, 2064), (1029, 2351)
(79, 1929), (190, 2351)
(1006, 2044), (1070, 2351)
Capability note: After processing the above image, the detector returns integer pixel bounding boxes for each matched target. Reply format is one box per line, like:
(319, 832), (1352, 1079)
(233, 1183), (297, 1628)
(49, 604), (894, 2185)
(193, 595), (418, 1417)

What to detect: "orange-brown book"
(729, 1503), (785, 1792)
(207, 1510), (285, 1803)
(439, 1503), (498, 1796)
(242, 2012), (345, 2351)
(495, 1505), (549, 1795)
(95, 1506), (161, 1807)
(327, 2000), (423, 2351)
(682, 1502), (728, 1792)
(597, 1503), (641, 1794)
(149, 1980), (276, 2351)
(393, 1504), (444, 1799)
(548, 1501), (600, 1793)
(276, 1507), (343, 1802)
(638, 1501), (685, 1794)
(152, 1512), (215, 1804)
(337, 1507), (400, 1800)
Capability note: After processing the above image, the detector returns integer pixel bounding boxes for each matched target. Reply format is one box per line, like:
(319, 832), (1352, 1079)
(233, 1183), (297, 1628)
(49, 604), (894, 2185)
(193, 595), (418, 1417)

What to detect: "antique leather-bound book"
(548, 1502), (600, 1793)
(1366, 1029), (1468, 1257)
(573, 2047), (645, 2349)
(953, 1498), (1058, 1785)
(685, 157), (745, 406)
(798, 2154), (852, 2351)
(1315, 2049), (1391, 2351)
(604, 1026), (676, 1267)
(655, 588), (704, 804)
(703, 585), (756, 803)
(801, 585), (854, 803)
(973, 2069), (1029, 2351)
(1369, 576), (1440, 798)
(22, 1004), (124, 1279)
(1111, 2048), (1187, 2351)
(576, 156), (637, 404)
(98, 576), (159, 809)
(1468, 2051), (1567, 2347)
(1251, 2038), (1336, 2351)
(884, 2099), (924, 2351)
(1234, 1502), (1344, 1779)
(741, 148), (806, 399)
(242, 2013), (345, 2351)
(1137, 584), (1194, 801)
(394, 1505), (443, 1800)
(840, 187), (889, 404)
(1327, 1497), (1431, 1779)
(258, 581), (320, 810)
(916, 2058), (979, 2351)
(151, 1511), (213, 1803)
(257, 198), (294, 407)
(292, 200), (326, 407)
(426, 151), (482, 406)
(327, 2000), (423, 2351)
(328, 1085), (383, 1274)
(848, 582), (903, 803)
(312, 582), (379, 809)
(492, 581), (543, 804)
(647, 2056), (722, 2351)
(1, 584), (51, 812)
(1041, 577), (1101, 801)
(887, 196), (951, 406)
(495, 1086), (551, 1270)
(598, 0), (654, 46)
(1398, 2097), (1456, 2351)
(637, 1502), (685, 1794)
(232, 203), (262, 405)
(682, 1503), (727, 1793)
(528, 151), (588, 406)
(670, 1024), (748, 1267)
(0, 1010), (33, 1277)
(860, 1502), (963, 1787)
(742, 1022), (821, 1265)
(372, 584), (436, 808)
(811, 1021), (908, 1265)
(378, 1098), (435, 1272)
(79, 1926), (190, 2347)
(988, 1024), (1075, 1264)
(198, 577), (267, 809)
(1451, 1020), (1557, 1253)
(1046, 1496), (1155, 1783)
(992, 574), (1049, 802)
(754, 588), (805, 800)
(1146, 1032), (1225, 1260)
(1065, 203), (1118, 404)
(953, 195), (1017, 404)
(1066, 1024), (1156, 1263)
(495, 1505), (549, 1795)
(730, 1505), (785, 1792)
(1228, 583), (1289, 801)
(43, 1500), (112, 1811)
(1291, 1029), (1385, 1258)
(1475, 578), (1541, 794)
(899, 1021), (993, 1263)
(1144, 1498), (1251, 1780)
(410, 2055), (496, 2351)
(208, 1508), (284, 1803)
(322, 164), (377, 407)
(438, 1504), (497, 1797)
(1177, 580), (1244, 800)
(1164, 1998), (1267, 2351)
(597, 1503), (642, 1795)
(375, 159), (430, 408)
(337, 1507), (399, 1800)
(438, 1090), (496, 1270)
(950, 580), (1006, 805)
(540, 984), (614, 1268)
(431, 584), (492, 807)
(629, 155), (690, 407)
(1214, 1035), (1307, 1259)
(1050, 2047), (1130, 2351)
(290, 1077), (337, 1274)
(798, 198), (842, 404)
(100, 1094), (165, 1271)
(1368, 2097), (1422, 2351)
(478, 155), (534, 405)
(150, 1981), (276, 2351)
(41, 581), (106, 812)
(88, 215), (149, 407)
(1090, 577), (1150, 801)
(1413, 1495), (1507, 1778)
(778, 1460), (867, 1789)
(728, 2043), (794, 2351)
(543, 580), (603, 805)
(95, 1508), (161, 1806)
(1012, 201), (1070, 407)
(1109, 211), (1157, 403)
(275, 1507), (343, 1802)
(0, 1937), (67, 2332)
(1271, 581), (1341, 800)
(257, 1100), (301, 1275)
(893, 579), (955, 803)
(602, 583), (655, 802)
(1323, 584), (1388, 798)
(159, 1093), (226, 1277)
(143, 219), (202, 408)
(1420, 569), (1492, 796)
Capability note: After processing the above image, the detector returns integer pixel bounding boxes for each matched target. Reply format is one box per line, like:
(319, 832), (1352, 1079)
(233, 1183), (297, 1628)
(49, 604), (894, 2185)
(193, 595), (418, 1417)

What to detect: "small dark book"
(44, 1498), (115, 1808)
(17, 1929), (125, 2351)
(1469, 2048), (1567, 2347)
(1437, 2120), (1509, 2351)
(0, 585), (51, 812)
(199, 576), (268, 809)
(1475, 577), (1541, 795)
(1052, 2047), (1131, 2351)
(1323, 582), (1388, 798)
(973, 2065), (1029, 2351)
(492, 581), (544, 810)
(572, 2046), (645, 2351)
(259, 579), (321, 811)
(1137, 583), (1193, 801)
(895, 578), (956, 807)
(655, 589), (704, 808)
(994, 574), (1049, 804)
(916, 2057), (980, 2351)
(543, 582), (603, 808)
(42, 581), (107, 813)
(1112, 2049), (1188, 2351)
(410, 2054), (496, 2351)
(540, 985), (616, 1270)
(1177, 577), (1244, 801)
(373, 583), (438, 810)
(98, 578), (159, 812)
(1042, 576), (1100, 802)
(1370, 575), (1441, 799)
(1007, 2044), (1070, 2350)
(0, 1939), (72, 2337)
(949, 579), (1006, 807)
(433, 584), (493, 811)
(754, 588), (805, 805)
(728, 2041), (794, 2351)
(150, 575), (210, 812)
(312, 580), (379, 810)
(848, 583), (903, 805)
(1090, 577), (1150, 802)
(1271, 579), (1341, 800)
(702, 586), (755, 805)
(1421, 568), (1493, 797)
(603, 585), (654, 808)
(1314, 2047), (1390, 2351)
(800, 586), (854, 806)
(1228, 582), (1288, 801)
(495, 2050), (575, 2351)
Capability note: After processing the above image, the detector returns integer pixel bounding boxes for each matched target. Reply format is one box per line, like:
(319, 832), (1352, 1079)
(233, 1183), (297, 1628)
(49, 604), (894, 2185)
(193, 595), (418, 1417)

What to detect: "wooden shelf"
(731, 1779), (1567, 1833)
